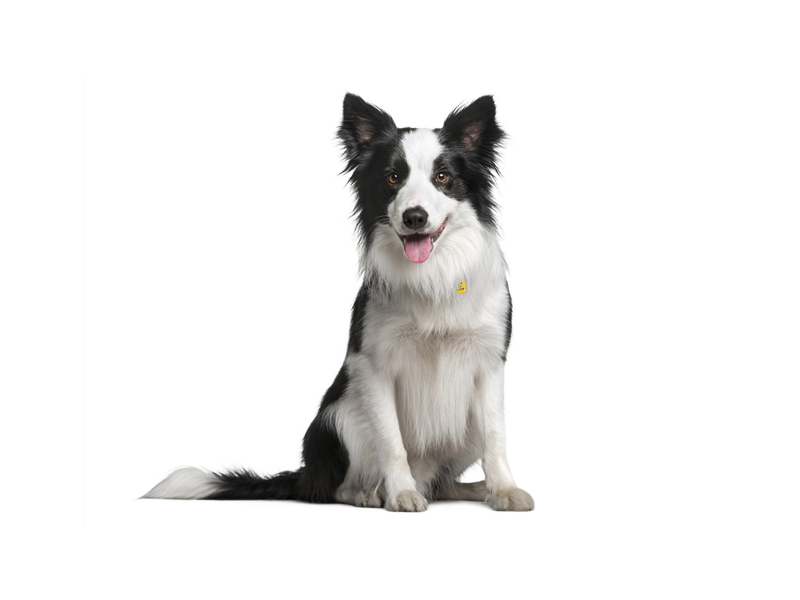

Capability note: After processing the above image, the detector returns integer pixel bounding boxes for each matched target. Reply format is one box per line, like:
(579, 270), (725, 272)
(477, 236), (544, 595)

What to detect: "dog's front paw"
(387, 489), (428, 512)
(490, 487), (534, 511)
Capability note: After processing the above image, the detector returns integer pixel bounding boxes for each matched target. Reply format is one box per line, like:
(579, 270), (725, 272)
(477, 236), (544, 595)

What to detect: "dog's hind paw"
(387, 489), (428, 512)
(490, 487), (534, 511)
(356, 487), (385, 508)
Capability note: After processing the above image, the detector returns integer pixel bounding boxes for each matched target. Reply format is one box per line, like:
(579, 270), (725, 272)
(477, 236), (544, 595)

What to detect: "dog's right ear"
(338, 93), (397, 172)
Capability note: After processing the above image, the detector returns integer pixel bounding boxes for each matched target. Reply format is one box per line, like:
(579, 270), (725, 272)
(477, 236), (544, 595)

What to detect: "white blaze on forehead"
(400, 128), (443, 177)
(388, 128), (457, 255)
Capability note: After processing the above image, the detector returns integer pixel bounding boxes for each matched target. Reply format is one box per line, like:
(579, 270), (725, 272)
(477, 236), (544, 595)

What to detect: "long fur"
(143, 94), (533, 511)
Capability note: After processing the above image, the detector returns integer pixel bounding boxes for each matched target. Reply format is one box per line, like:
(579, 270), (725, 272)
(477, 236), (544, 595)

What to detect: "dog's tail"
(141, 466), (301, 500)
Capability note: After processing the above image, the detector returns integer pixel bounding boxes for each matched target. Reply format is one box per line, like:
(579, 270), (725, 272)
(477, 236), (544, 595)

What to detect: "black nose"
(402, 207), (429, 230)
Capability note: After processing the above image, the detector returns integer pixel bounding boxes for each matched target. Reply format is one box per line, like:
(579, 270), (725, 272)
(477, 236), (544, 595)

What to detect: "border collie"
(143, 94), (534, 512)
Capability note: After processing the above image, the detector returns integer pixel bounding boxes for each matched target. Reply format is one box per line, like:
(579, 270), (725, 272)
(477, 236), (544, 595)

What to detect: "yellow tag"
(456, 279), (466, 294)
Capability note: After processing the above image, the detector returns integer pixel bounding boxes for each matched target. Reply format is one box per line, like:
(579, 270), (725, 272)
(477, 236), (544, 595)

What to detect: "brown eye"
(387, 173), (400, 184)
(435, 172), (448, 183)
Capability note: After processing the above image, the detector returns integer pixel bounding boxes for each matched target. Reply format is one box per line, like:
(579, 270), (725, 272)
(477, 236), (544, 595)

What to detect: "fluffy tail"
(142, 466), (300, 500)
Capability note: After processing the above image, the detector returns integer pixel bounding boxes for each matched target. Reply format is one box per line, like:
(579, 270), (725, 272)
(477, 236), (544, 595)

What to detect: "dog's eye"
(435, 172), (448, 183)
(387, 173), (400, 184)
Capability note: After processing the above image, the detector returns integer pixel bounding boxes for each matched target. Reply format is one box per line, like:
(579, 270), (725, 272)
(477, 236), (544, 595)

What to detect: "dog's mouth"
(399, 219), (447, 264)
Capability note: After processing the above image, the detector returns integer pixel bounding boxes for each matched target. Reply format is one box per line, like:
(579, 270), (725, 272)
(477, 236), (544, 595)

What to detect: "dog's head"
(331, 91), (514, 264)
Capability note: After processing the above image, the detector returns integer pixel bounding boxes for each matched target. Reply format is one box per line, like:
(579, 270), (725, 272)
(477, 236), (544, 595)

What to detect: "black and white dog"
(144, 94), (534, 512)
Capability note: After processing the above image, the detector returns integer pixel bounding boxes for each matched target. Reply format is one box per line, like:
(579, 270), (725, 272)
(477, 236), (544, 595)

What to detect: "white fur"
(142, 467), (219, 499)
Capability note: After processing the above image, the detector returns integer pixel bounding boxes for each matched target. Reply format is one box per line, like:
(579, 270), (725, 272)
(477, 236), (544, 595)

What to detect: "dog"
(143, 94), (534, 512)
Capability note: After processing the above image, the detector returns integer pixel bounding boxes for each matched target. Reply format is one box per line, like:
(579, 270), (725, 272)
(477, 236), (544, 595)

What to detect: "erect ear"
(441, 95), (505, 153)
(338, 93), (397, 172)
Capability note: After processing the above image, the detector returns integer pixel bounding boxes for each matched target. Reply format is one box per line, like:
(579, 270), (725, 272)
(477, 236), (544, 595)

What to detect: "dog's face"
(384, 129), (453, 263)
(338, 94), (505, 265)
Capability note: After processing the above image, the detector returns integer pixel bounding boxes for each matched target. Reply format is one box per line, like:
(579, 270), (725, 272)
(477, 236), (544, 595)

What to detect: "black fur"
(347, 283), (370, 355)
(502, 282), (513, 362)
(206, 469), (299, 500)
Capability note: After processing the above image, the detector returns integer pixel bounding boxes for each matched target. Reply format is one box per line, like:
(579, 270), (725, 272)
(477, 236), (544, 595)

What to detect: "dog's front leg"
(364, 375), (428, 512)
(480, 365), (534, 511)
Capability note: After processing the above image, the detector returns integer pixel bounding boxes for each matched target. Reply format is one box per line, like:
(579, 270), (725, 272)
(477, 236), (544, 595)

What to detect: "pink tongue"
(404, 234), (432, 263)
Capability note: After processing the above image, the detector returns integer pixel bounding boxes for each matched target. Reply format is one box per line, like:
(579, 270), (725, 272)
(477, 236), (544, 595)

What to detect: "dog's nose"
(402, 207), (429, 230)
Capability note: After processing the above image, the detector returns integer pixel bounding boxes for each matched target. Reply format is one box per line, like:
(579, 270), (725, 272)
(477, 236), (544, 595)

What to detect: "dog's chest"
(382, 323), (493, 438)
(363, 290), (505, 456)
(367, 292), (505, 375)
(392, 324), (486, 456)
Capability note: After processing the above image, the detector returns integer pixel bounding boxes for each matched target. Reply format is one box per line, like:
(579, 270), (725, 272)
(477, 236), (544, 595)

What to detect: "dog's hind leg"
(356, 482), (386, 508)
(336, 481), (386, 508)
(435, 480), (489, 502)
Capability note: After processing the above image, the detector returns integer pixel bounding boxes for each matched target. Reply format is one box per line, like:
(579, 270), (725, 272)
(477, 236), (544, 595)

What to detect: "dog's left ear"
(338, 93), (397, 173)
(441, 96), (505, 156)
